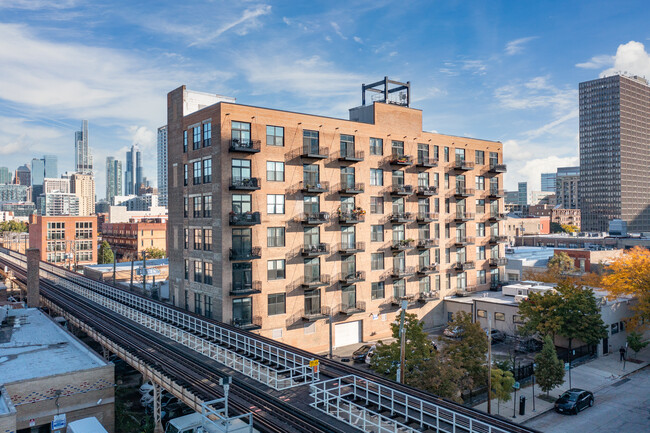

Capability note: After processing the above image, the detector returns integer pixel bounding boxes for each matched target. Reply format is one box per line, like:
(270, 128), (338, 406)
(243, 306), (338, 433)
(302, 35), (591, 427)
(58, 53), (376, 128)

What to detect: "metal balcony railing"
(231, 316), (262, 330)
(338, 210), (366, 224)
(337, 149), (364, 162)
(454, 236), (475, 246)
(416, 157), (438, 167)
(299, 180), (329, 193)
(454, 211), (474, 221)
(229, 211), (261, 226)
(417, 264), (438, 274)
(338, 270), (366, 284)
(302, 306), (332, 321)
(454, 187), (475, 197)
(336, 301), (366, 315)
(389, 294), (416, 306)
(391, 184), (414, 195)
(389, 154), (413, 165)
(390, 212), (415, 223)
(416, 212), (438, 222)
(418, 291), (440, 302)
(416, 238), (438, 249)
(301, 243), (330, 256)
(488, 188), (506, 198)
(339, 182), (365, 194)
(301, 145), (329, 159)
(391, 239), (414, 250)
(417, 185), (437, 196)
(229, 177), (261, 190)
(338, 242), (365, 254)
(301, 274), (331, 287)
(300, 212), (330, 225)
(391, 266), (416, 278)
(488, 162), (507, 173)
(489, 257), (508, 267)
(453, 158), (475, 170)
(229, 246), (261, 261)
(488, 235), (508, 244)
(229, 138), (261, 153)
(489, 212), (507, 221)
(453, 261), (475, 271)
(230, 281), (262, 296)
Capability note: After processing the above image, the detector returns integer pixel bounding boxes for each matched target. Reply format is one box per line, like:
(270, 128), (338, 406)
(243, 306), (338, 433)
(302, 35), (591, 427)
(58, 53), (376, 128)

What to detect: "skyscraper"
(43, 155), (58, 178)
(556, 166), (580, 209)
(70, 173), (95, 216)
(14, 164), (31, 186)
(125, 145), (142, 196)
(517, 182), (528, 206)
(106, 156), (123, 204)
(0, 167), (11, 184)
(31, 158), (45, 190)
(75, 120), (93, 174)
(541, 173), (556, 193)
(157, 125), (168, 207)
(579, 75), (650, 232)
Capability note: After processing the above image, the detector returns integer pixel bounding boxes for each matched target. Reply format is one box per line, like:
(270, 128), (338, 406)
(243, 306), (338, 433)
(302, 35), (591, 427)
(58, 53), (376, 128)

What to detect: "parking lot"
(525, 366), (650, 433)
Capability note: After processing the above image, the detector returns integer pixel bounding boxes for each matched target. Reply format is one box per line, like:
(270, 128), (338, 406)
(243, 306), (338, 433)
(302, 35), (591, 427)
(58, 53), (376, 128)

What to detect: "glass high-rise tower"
(75, 120), (93, 174)
(106, 156), (123, 204)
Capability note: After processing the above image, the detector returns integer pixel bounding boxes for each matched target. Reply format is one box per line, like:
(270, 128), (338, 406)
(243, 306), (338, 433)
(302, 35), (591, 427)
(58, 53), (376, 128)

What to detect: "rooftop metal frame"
(362, 77), (411, 107)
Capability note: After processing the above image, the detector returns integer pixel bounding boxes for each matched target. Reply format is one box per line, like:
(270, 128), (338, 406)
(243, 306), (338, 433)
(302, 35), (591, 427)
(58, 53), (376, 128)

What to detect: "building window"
(193, 196), (201, 218)
(204, 262), (213, 285)
(267, 259), (286, 280)
(194, 229), (202, 250)
(184, 228), (189, 249)
(184, 164), (188, 186)
(232, 121), (251, 145)
(477, 309), (487, 318)
(193, 261), (202, 282)
(475, 150), (484, 165)
(184, 197), (188, 218)
(195, 293), (202, 315)
(495, 312), (505, 321)
(268, 293), (286, 315)
(371, 225), (384, 242)
(183, 130), (188, 153)
(370, 168), (383, 186)
(303, 130), (319, 152)
(370, 137), (383, 155)
(267, 194), (285, 214)
(184, 290), (189, 310)
(203, 123), (212, 147)
(203, 159), (212, 183)
(371, 253), (384, 270)
(193, 126), (201, 150)
(513, 315), (524, 324)
(205, 296), (212, 318)
(193, 161), (201, 185)
(266, 161), (285, 181)
(184, 259), (189, 279)
(444, 146), (449, 162)
(391, 140), (404, 156)
(475, 176), (485, 191)
(267, 227), (285, 247)
(611, 323), (619, 334)
(477, 269), (486, 284)
(232, 194), (251, 213)
(266, 126), (284, 146)
(370, 196), (384, 214)
(203, 228), (212, 251)
(371, 281), (385, 300)
(203, 195), (212, 218)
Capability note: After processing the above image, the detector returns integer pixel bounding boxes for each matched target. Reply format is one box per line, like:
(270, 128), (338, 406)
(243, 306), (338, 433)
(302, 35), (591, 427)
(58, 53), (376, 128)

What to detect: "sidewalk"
(473, 345), (650, 424)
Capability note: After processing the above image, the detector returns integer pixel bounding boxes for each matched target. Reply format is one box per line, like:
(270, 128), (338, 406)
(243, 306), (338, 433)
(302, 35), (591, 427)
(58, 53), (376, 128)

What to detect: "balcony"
(417, 185), (437, 196)
(229, 211), (261, 226)
(231, 316), (262, 330)
(338, 209), (366, 224)
(301, 243), (330, 257)
(338, 270), (366, 284)
(300, 212), (330, 225)
(489, 257), (508, 267)
(488, 212), (507, 221)
(390, 294), (416, 306)
(391, 239), (414, 251)
(418, 291), (440, 303)
(230, 281), (262, 296)
(452, 159), (475, 171)
(391, 185), (414, 196)
(300, 180), (329, 193)
(488, 235), (508, 244)
(453, 261), (476, 272)
(389, 154), (413, 166)
(416, 157), (438, 168)
(337, 301), (366, 315)
(339, 182), (365, 194)
(455, 286), (478, 296)
(229, 247), (261, 261)
(391, 266), (416, 278)
(416, 239), (438, 249)
(301, 145), (329, 159)
(301, 274), (331, 288)
(454, 236), (475, 247)
(454, 187), (475, 198)
(229, 177), (261, 191)
(390, 212), (415, 223)
(417, 264), (438, 275)
(302, 306), (331, 321)
(229, 139), (261, 153)
(338, 242), (365, 254)
(488, 188), (506, 198)
(416, 212), (438, 222)
(488, 162), (507, 173)
(337, 149), (365, 162)
(453, 211), (474, 222)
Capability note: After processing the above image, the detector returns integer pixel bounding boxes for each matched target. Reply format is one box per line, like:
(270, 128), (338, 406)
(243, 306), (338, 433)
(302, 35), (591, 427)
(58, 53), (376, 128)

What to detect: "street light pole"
(487, 313), (492, 415)
(112, 248), (117, 285)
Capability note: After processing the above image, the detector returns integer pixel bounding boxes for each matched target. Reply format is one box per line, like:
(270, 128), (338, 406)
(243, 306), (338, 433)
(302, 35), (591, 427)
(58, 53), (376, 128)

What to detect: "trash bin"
(519, 396), (526, 415)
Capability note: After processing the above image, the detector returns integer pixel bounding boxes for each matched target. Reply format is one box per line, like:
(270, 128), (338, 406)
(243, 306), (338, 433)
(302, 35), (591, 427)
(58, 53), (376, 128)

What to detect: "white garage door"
(334, 320), (362, 348)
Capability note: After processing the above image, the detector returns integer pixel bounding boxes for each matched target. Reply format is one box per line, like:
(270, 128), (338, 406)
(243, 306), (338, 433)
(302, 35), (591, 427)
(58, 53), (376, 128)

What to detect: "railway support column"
(152, 382), (163, 433)
(26, 248), (40, 308)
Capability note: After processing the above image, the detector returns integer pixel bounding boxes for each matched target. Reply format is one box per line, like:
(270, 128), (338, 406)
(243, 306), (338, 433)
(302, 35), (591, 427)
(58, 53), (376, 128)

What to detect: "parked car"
(554, 389), (594, 414)
(139, 381), (154, 396)
(487, 329), (506, 344)
(515, 337), (543, 353)
(352, 345), (375, 363)
(443, 326), (462, 338)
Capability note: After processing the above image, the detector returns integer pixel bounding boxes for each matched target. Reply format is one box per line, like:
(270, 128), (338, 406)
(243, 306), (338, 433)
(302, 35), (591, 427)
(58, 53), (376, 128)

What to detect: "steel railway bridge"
(0, 248), (540, 433)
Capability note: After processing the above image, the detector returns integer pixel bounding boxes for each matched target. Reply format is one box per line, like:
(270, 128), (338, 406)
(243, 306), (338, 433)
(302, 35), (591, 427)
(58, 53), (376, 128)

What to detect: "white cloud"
(524, 109), (578, 139)
(576, 54), (613, 69)
(495, 76), (576, 115)
(0, 0), (77, 9)
(508, 155), (579, 191)
(128, 126), (156, 150)
(353, 36), (363, 44)
(600, 40), (650, 78)
(505, 36), (537, 55)
(189, 5), (271, 46)
(331, 22), (347, 40)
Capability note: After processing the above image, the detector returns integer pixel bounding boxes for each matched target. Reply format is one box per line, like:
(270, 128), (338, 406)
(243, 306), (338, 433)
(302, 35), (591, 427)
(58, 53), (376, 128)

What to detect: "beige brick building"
(71, 173), (96, 216)
(167, 84), (506, 351)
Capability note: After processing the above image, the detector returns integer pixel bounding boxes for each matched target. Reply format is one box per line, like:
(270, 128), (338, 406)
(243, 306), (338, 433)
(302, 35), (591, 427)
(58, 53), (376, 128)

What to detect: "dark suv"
(554, 389), (594, 414)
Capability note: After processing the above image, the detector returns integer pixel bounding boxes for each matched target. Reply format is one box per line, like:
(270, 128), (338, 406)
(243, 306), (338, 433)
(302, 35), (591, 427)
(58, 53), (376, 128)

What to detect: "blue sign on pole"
(51, 414), (66, 430)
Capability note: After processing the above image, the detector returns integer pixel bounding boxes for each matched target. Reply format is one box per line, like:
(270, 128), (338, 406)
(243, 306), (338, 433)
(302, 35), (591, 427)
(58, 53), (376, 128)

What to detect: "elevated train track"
(0, 248), (539, 433)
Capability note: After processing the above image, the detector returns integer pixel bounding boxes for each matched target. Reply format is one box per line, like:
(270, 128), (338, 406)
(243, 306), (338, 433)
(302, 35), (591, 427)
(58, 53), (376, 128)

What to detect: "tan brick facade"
(167, 86), (506, 351)
(28, 215), (98, 268)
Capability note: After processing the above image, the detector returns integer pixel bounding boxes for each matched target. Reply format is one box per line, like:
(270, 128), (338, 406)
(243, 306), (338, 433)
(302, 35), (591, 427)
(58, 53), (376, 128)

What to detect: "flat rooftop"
(0, 308), (107, 384)
(84, 258), (168, 273)
(506, 246), (556, 267)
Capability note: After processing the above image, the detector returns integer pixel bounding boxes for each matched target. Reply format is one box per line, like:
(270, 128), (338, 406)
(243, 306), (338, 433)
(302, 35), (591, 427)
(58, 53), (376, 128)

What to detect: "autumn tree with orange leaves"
(602, 246), (650, 329)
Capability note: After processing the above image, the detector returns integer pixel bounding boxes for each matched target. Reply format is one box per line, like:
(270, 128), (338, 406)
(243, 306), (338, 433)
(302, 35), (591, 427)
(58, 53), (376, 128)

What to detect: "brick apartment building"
(29, 214), (97, 268)
(167, 81), (506, 351)
(102, 218), (167, 260)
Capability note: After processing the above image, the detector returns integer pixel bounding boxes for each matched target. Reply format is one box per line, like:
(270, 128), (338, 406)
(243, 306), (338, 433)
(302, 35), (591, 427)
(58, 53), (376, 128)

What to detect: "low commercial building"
(554, 248), (623, 273)
(528, 204), (581, 228)
(107, 205), (168, 224)
(503, 247), (555, 281)
(0, 308), (115, 432)
(504, 215), (550, 241)
(28, 215), (98, 267)
(101, 218), (167, 260)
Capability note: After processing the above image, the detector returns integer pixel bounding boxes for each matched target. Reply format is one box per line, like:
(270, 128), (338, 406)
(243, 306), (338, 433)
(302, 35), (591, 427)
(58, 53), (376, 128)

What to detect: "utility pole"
(487, 312), (493, 414)
(112, 248), (116, 285)
(397, 300), (407, 384)
(130, 257), (134, 290)
(142, 250), (147, 293)
(328, 313), (333, 359)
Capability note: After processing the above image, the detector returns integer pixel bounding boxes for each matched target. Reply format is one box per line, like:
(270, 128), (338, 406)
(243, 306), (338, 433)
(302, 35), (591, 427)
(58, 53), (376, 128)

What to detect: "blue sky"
(1, 0), (650, 198)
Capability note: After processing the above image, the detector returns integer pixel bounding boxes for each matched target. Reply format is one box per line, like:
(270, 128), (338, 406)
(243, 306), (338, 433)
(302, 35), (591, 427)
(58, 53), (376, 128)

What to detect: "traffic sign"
(565, 362), (570, 370)
(309, 359), (319, 368)
(51, 414), (66, 430)
(513, 382), (520, 390)
(137, 267), (161, 276)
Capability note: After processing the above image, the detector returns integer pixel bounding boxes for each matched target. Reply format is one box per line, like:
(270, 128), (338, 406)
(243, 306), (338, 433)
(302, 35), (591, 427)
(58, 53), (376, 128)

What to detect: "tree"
(534, 336), (565, 396)
(547, 252), (575, 275)
(626, 331), (649, 358)
(442, 311), (488, 389)
(98, 241), (114, 265)
(143, 247), (166, 259)
(411, 354), (466, 403)
(602, 246), (650, 328)
(370, 312), (437, 381)
(0, 220), (28, 233)
(561, 224), (579, 233)
(491, 368), (515, 414)
(517, 289), (564, 338)
(550, 222), (564, 233)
